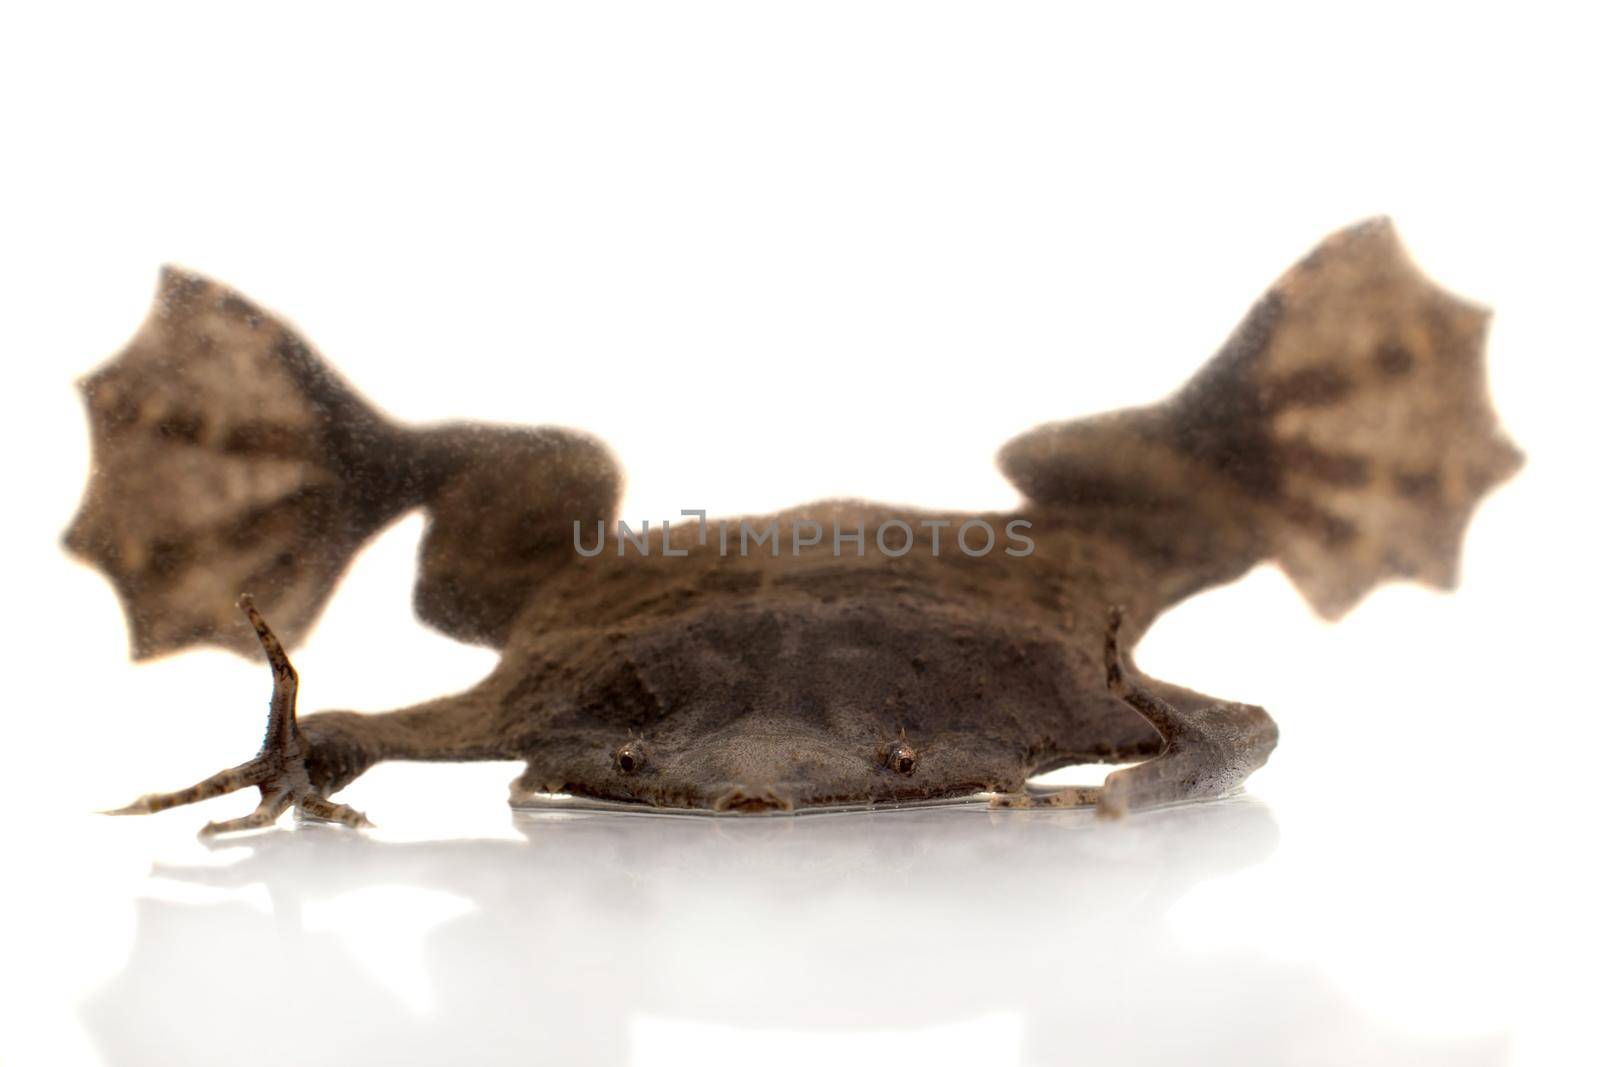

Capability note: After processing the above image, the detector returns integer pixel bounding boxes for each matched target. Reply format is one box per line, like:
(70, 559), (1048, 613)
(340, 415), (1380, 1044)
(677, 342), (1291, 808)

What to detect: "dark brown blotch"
(146, 537), (192, 577)
(1280, 440), (1372, 486)
(1393, 467), (1442, 501)
(1261, 364), (1356, 411)
(1280, 497), (1358, 547)
(155, 411), (205, 444)
(1374, 341), (1415, 377)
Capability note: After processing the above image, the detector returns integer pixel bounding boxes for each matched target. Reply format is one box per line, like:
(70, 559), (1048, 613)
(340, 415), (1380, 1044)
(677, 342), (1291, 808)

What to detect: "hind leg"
(1096, 607), (1278, 817)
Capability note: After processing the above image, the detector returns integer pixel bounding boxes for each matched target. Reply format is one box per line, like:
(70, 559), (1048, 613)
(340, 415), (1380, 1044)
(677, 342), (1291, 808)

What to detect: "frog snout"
(711, 785), (795, 814)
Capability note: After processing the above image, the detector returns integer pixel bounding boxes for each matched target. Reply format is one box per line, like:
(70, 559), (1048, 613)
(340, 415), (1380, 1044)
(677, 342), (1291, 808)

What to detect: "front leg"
(1097, 606), (1279, 816)
(106, 596), (374, 835)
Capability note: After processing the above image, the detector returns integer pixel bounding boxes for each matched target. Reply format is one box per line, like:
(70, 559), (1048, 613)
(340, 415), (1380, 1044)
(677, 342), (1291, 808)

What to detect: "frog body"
(73, 219), (1520, 831)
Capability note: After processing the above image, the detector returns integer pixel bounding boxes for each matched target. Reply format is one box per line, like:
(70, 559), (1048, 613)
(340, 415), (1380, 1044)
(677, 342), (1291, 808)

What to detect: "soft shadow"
(82, 798), (1504, 1066)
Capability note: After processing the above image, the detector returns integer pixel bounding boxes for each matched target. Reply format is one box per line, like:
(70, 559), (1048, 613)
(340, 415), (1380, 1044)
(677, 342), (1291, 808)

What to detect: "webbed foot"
(104, 596), (372, 837)
(1096, 606), (1278, 818)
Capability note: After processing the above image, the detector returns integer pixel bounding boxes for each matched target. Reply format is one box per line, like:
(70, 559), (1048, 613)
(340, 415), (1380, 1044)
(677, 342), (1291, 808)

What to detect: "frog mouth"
(711, 787), (796, 814)
(510, 788), (1016, 817)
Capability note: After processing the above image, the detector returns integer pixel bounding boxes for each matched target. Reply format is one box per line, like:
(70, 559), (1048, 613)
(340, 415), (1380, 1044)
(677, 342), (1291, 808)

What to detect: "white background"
(1, 3), (1595, 1064)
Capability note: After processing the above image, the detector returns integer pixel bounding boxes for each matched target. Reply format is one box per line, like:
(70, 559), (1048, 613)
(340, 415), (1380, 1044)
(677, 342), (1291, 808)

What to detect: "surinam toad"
(65, 219), (1521, 833)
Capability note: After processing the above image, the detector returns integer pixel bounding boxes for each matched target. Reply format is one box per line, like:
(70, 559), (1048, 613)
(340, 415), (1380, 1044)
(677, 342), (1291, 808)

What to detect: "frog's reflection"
(82, 798), (1503, 1066)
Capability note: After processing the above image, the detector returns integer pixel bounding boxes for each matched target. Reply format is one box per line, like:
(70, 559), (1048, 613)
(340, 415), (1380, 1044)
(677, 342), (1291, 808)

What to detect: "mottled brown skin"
(74, 218), (1521, 832)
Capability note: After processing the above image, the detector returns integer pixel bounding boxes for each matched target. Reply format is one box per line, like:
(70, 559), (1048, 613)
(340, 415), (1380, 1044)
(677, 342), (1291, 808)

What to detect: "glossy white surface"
(2, 756), (1587, 1066)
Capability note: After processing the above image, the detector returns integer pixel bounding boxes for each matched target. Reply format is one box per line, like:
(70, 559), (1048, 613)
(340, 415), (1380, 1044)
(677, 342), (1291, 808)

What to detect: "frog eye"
(885, 740), (917, 775)
(615, 741), (648, 774)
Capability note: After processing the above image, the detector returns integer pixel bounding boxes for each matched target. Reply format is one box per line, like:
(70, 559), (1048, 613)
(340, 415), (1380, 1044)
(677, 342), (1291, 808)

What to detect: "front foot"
(105, 596), (372, 837)
(1096, 700), (1276, 818)
(1098, 606), (1279, 818)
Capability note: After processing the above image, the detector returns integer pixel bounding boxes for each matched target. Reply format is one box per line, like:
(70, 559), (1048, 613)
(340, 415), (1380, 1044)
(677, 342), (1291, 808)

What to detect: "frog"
(66, 218), (1521, 834)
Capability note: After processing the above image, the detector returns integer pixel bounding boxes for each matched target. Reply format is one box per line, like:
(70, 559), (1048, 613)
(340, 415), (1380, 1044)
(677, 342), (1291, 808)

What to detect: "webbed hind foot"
(104, 596), (372, 837)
